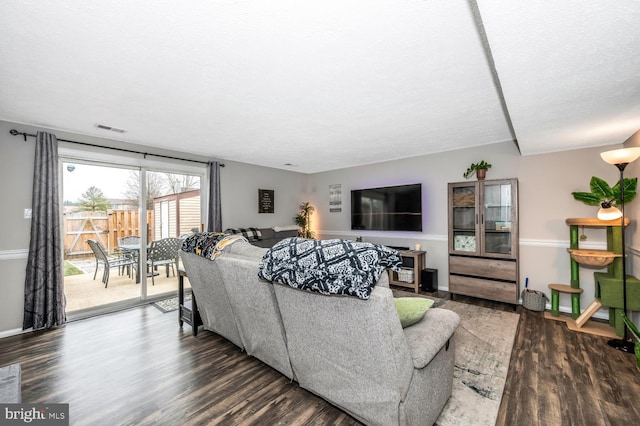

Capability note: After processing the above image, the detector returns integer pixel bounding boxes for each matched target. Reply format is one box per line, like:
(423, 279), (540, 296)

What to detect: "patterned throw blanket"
(181, 232), (248, 260)
(258, 238), (402, 299)
(224, 227), (262, 242)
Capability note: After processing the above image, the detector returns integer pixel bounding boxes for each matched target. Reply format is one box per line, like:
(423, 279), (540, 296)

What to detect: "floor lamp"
(598, 147), (640, 353)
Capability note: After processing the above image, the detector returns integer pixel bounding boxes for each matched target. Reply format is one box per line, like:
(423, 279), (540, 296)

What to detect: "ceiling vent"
(95, 123), (127, 133)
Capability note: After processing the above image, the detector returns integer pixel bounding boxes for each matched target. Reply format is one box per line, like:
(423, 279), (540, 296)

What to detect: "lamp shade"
(600, 147), (640, 165)
(597, 205), (623, 220)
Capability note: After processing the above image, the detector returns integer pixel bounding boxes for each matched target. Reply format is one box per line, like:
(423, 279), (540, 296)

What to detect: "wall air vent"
(95, 124), (127, 133)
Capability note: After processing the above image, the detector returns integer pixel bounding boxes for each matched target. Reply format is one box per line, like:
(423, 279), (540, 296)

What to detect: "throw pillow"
(394, 297), (434, 328)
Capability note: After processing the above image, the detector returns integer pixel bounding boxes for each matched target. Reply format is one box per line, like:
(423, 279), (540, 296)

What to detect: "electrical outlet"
(24, 208), (32, 219)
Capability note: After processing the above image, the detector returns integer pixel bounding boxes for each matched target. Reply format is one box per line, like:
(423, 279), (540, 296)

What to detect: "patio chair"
(117, 235), (142, 266)
(147, 237), (181, 285)
(87, 239), (136, 288)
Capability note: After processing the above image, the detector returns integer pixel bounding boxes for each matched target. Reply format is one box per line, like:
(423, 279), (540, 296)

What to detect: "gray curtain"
(23, 132), (66, 330)
(207, 161), (222, 232)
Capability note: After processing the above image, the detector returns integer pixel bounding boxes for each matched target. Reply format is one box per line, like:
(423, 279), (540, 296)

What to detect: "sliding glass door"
(62, 161), (143, 313)
(145, 170), (201, 298)
(61, 155), (204, 316)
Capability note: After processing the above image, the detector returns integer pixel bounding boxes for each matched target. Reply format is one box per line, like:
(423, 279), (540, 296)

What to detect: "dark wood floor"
(1, 291), (639, 425)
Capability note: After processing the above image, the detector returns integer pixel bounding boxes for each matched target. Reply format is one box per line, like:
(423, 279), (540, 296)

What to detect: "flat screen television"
(351, 183), (422, 232)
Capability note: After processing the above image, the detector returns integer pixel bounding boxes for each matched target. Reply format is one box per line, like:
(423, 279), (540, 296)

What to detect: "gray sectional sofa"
(180, 239), (460, 426)
(223, 226), (299, 248)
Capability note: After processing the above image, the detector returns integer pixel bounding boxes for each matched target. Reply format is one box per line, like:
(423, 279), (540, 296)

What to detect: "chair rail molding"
(521, 238), (606, 250)
(0, 249), (29, 261)
(316, 231), (607, 250)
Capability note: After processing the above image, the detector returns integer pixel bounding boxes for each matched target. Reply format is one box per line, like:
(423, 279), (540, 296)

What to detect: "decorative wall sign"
(329, 184), (342, 212)
(259, 189), (274, 213)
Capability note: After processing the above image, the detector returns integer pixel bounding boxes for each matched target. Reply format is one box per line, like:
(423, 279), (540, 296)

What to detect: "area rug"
(436, 299), (518, 426)
(392, 290), (519, 426)
(152, 294), (191, 313)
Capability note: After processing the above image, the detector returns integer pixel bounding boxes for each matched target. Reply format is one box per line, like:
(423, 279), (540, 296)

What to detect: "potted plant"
(463, 161), (492, 180)
(572, 176), (637, 209)
(294, 202), (315, 239)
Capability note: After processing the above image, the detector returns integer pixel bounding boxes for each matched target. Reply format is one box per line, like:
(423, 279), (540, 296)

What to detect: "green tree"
(78, 186), (110, 212)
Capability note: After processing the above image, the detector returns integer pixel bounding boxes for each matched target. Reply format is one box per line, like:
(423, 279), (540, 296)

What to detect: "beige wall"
(0, 119), (307, 335)
(307, 140), (636, 318)
(2, 116), (638, 335)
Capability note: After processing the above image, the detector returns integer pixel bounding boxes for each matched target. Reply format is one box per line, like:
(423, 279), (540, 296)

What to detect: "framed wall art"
(258, 189), (274, 213)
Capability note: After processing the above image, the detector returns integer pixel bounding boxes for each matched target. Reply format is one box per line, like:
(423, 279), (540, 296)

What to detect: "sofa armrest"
(402, 308), (460, 369)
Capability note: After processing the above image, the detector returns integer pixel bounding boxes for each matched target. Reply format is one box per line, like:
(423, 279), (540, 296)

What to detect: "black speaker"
(421, 268), (438, 292)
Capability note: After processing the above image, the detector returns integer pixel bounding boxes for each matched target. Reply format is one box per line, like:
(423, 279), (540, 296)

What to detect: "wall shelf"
(388, 250), (425, 294)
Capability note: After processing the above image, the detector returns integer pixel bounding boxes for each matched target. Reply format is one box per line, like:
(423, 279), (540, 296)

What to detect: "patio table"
(119, 243), (157, 283)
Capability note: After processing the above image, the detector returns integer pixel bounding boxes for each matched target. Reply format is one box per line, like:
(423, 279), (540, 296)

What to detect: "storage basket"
(521, 289), (547, 311)
(397, 268), (414, 283)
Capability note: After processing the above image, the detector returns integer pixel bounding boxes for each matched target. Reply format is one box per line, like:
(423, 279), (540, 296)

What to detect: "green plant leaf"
(463, 160), (491, 179)
(571, 191), (602, 206)
(612, 177), (637, 204)
(622, 312), (640, 342)
(590, 176), (614, 199)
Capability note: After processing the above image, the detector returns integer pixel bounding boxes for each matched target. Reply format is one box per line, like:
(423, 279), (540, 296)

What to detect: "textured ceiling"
(0, 1), (638, 173)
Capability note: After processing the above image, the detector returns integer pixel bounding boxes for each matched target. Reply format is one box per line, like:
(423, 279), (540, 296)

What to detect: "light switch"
(24, 208), (32, 219)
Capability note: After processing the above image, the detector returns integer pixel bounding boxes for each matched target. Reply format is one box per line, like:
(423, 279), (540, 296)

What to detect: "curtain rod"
(9, 129), (224, 167)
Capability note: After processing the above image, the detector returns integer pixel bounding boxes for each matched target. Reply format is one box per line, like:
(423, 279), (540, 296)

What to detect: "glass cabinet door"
(450, 183), (479, 254)
(482, 181), (514, 257)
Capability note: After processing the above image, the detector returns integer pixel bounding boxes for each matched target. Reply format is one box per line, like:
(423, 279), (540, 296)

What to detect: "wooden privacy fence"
(64, 210), (154, 257)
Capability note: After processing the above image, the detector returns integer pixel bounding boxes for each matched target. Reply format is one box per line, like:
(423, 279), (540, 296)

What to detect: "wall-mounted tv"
(351, 183), (422, 232)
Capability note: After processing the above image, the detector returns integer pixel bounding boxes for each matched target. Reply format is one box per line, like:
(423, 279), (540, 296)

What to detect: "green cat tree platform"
(594, 273), (640, 336)
(546, 218), (637, 337)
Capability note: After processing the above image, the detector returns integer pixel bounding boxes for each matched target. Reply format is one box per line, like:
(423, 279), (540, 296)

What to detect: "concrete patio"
(64, 258), (191, 312)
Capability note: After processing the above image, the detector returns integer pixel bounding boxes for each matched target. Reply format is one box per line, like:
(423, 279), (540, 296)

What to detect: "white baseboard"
(0, 328), (27, 339)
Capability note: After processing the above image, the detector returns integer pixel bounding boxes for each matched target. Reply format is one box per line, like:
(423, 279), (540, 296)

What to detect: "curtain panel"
(207, 161), (222, 232)
(23, 132), (66, 329)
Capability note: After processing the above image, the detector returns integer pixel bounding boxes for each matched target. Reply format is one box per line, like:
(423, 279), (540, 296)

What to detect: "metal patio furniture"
(87, 239), (136, 288)
(146, 237), (182, 285)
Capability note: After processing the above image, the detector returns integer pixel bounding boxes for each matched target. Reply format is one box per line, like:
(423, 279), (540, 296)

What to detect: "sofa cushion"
(216, 254), (294, 379)
(272, 283), (414, 426)
(260, 228), (275, 240)
(180, 252), (244, 349)
(403, 308), (460, 369)
(394, 297), (434, 328)
(224, 239), (268, 258)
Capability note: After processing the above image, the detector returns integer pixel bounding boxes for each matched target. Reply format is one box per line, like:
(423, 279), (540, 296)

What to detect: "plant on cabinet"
(463, 160), (492, 180)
